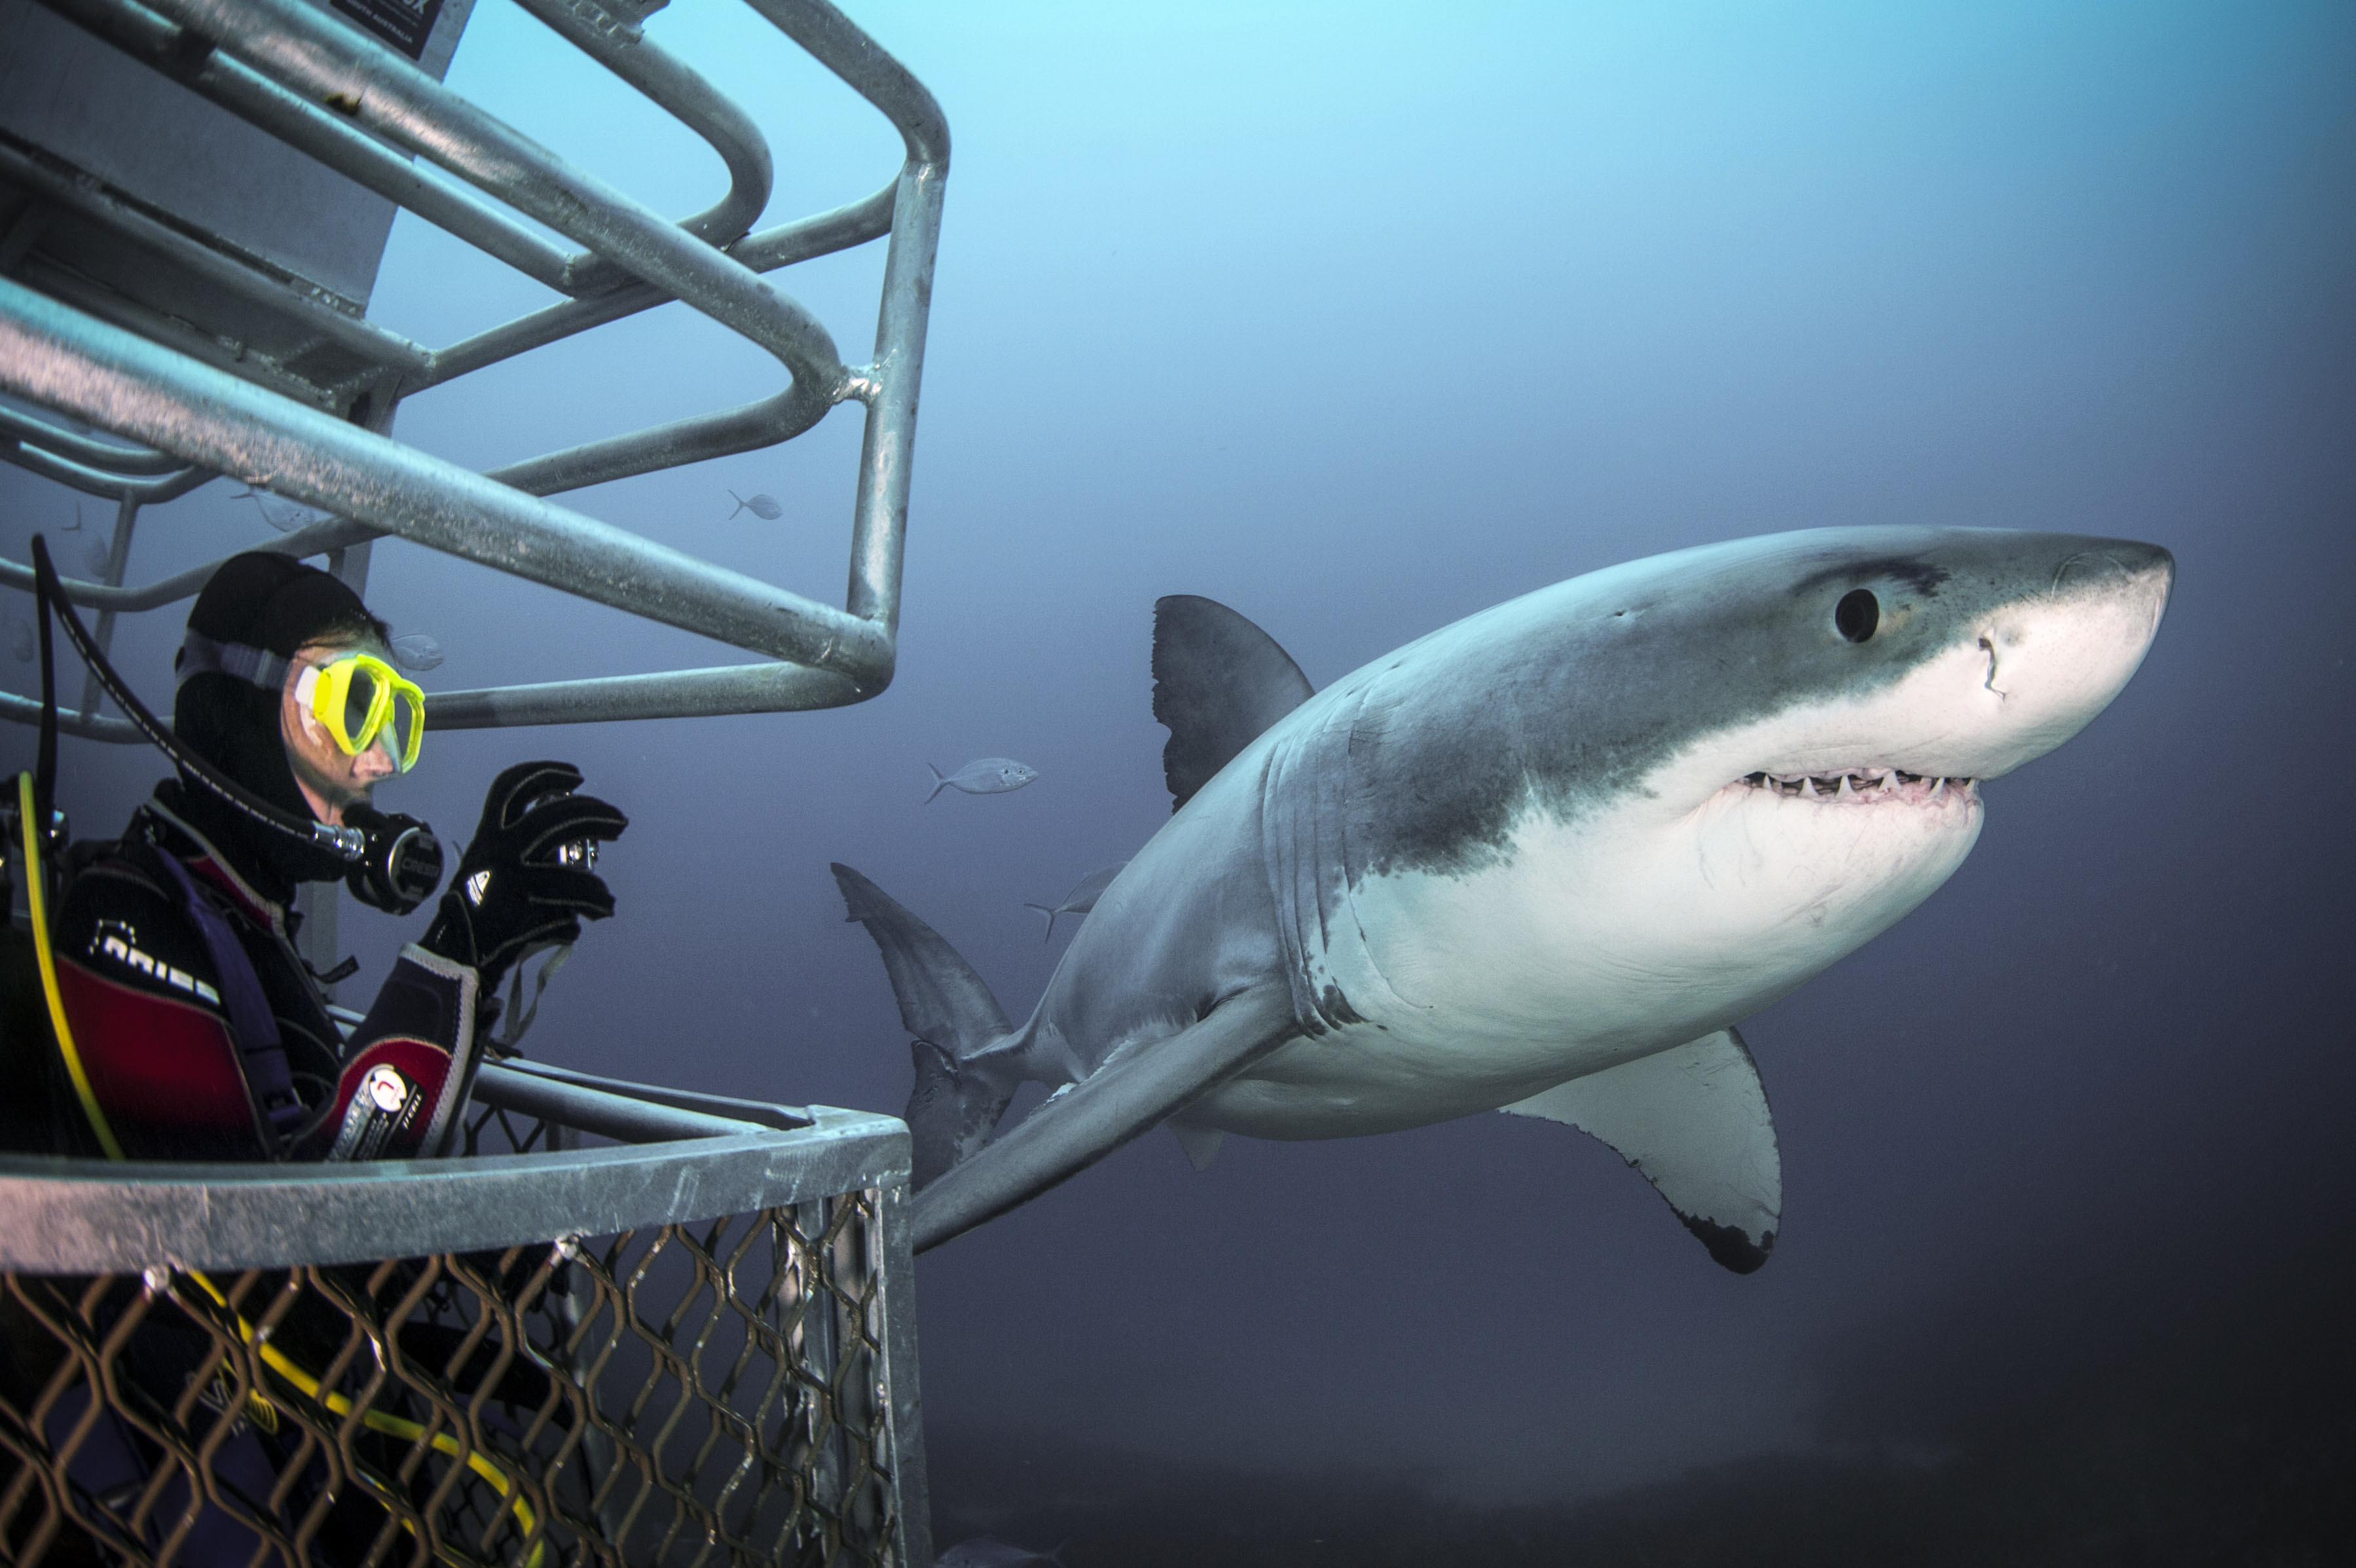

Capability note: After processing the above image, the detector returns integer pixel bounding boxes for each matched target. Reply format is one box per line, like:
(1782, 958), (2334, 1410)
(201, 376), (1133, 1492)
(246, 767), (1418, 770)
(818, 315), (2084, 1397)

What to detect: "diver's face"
(281, 639), (398, 825)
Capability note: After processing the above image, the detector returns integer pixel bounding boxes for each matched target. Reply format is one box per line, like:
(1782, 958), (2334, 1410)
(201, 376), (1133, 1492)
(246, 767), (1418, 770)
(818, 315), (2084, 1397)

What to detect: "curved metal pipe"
(745, 0), (950, 640)
(0, 692), (140, 742)
(421, 661), (870, 729)
(508, 0), (774, 265)
(0, 0), (951, 735)
(422, 185), (896, 390)
(1, 437), (216, 503)
(0, 514), (382, 610)
(143, 0), (847, 414)
(0, 279), (889, 678)
(0, 399), (183, 475)
(747, 0), (951, 170)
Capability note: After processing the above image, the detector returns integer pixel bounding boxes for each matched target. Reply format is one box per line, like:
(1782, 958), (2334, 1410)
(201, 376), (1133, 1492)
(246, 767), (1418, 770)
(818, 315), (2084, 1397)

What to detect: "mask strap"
(177, 630), (294, 694)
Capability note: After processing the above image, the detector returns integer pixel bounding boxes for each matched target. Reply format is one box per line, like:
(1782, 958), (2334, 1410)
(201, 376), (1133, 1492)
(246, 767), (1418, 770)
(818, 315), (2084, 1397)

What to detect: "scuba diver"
(31, 549), (627, 1161)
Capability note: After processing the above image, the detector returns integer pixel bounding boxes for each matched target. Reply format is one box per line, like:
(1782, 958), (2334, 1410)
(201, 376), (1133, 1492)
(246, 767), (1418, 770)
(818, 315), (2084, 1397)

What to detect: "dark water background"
(5, 2), (2351, 1560)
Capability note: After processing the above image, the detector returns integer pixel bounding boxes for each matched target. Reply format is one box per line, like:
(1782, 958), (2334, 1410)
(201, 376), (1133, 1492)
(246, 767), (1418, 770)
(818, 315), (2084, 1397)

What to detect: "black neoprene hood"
(168, 553), (388, 890)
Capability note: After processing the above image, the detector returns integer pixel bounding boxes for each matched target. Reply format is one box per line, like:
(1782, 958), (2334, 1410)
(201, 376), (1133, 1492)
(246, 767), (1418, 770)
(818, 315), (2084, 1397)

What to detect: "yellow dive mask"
(293, 651), (426, 773)
(177, 632), (428, 773)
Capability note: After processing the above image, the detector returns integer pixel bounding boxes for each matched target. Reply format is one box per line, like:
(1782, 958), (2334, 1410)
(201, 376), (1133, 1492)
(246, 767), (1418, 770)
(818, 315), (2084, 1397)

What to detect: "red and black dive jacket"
(50, 799), (483, 1163)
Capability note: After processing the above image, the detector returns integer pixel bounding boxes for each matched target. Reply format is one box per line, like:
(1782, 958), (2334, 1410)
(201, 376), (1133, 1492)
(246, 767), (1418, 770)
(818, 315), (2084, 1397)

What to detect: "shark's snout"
(2052, 541), (2176, 599)
(1962, 542), (2172, 779)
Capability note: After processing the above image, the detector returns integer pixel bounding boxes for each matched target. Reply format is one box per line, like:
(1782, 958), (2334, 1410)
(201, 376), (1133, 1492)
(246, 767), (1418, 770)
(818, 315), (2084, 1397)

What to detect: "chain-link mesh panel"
(0, 1106), (910, 1567)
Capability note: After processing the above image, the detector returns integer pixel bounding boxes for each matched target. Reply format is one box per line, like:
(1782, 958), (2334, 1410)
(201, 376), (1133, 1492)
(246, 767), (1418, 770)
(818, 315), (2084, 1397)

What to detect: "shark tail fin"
(924, 763), (950, 803)
(832, 864), (1022, 1188)
(1023, 902), (1059, 942)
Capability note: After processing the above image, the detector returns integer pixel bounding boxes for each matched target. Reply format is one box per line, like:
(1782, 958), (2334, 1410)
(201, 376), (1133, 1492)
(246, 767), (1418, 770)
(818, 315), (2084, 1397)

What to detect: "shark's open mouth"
(1740, 768), (1977, 803)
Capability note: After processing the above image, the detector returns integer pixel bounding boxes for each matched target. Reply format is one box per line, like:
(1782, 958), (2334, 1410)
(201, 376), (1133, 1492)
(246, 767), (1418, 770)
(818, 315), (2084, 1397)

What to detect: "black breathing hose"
(28, 535), (365, 863)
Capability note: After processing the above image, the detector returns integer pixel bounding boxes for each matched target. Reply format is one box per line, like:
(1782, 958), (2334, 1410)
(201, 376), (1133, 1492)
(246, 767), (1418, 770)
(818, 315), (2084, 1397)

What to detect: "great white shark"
(836, 526), (2173, 1267)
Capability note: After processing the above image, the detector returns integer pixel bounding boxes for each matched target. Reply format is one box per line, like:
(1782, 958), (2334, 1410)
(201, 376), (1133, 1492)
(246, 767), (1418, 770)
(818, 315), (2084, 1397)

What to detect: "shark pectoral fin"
(1167, 1120), (1224, 1171)
(910, 983), (1298, 1252)
(1501, 1027), (1781, 1275)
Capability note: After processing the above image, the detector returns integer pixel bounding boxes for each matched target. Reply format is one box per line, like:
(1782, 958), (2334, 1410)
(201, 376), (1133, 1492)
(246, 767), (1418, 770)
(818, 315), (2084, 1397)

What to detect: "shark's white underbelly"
(1188, 785), (1985, 1139)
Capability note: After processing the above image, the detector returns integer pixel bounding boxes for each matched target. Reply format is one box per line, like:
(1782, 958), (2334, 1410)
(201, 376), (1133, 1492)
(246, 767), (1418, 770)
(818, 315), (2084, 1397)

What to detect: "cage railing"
(0, 0), (949, 740)
(0, 1063), (930, 1566)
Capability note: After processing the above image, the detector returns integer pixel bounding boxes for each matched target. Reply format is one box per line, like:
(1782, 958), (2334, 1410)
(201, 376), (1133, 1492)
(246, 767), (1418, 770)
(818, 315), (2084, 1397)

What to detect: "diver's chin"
(295, 776), (375, 828)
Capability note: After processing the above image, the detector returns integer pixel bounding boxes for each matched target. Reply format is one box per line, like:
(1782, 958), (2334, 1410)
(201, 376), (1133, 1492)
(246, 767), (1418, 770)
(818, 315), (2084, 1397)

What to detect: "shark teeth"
(1740, 769), (1976, 803)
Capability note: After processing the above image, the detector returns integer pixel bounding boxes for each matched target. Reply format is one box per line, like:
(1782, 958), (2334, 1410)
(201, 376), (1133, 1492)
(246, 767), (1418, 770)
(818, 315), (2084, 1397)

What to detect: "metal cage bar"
(0, 1069), (931, 1566)
(0, 0), (949, 737)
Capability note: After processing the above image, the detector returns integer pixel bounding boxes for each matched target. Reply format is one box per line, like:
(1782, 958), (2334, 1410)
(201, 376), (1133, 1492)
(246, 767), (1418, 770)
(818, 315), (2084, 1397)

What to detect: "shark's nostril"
(2052, 551), (2136, 594)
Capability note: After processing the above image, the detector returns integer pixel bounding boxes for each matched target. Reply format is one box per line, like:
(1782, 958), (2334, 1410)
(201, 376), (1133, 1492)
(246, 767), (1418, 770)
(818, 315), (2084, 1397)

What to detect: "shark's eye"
(1834, 589), (1880, 644)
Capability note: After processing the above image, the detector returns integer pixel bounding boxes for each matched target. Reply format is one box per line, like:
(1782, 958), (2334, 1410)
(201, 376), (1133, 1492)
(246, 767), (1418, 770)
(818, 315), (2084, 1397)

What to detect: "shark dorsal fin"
(1151, 594), (1315, 812)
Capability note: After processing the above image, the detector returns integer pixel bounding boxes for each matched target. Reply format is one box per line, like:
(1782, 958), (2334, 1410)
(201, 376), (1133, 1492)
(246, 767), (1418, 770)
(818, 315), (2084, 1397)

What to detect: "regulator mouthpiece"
(342, 807), (444, 915)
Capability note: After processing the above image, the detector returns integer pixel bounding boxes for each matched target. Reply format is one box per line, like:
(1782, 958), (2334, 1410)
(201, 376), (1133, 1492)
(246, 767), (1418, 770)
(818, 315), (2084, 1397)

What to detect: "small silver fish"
(727, 490), (783, 520)
(390, 632), (445, 672)
(46, 511), (108, 576)
(1025, 861), (1128, 942)
(234, 488), (329, 532)
(8, 618), (33, 663)
(925, 757), (1039, 803)
(934, 1541), (1064, 1568)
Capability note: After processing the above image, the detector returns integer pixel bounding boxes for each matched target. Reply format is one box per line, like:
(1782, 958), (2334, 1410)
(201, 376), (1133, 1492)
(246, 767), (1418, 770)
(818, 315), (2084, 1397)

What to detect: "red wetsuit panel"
(52, 956), (259, 1156)
(308, 1035), (458, 1161)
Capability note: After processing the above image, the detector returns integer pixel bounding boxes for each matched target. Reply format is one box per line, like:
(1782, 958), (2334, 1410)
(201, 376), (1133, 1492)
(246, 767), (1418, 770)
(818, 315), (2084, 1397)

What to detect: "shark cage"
(0, 0), (946, 1561)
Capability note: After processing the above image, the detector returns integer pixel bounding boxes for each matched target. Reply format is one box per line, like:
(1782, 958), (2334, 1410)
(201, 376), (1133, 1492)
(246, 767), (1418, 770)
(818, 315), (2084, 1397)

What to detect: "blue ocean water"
(3, 3), (2350, 1560)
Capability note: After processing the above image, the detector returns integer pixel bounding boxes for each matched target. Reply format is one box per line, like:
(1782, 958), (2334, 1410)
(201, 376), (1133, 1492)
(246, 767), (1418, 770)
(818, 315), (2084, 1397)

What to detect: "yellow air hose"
(21, 772), (124, 1161)
(17, 775), (543, 1562)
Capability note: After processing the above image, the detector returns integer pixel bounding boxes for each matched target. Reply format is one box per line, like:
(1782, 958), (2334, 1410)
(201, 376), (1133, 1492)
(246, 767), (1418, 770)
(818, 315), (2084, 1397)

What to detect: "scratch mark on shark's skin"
(1980, 636), (2007, 699)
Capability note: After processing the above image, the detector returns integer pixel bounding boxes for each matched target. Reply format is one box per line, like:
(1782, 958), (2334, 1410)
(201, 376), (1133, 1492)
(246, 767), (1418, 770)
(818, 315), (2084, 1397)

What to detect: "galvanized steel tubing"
(0, 0), (949, 729)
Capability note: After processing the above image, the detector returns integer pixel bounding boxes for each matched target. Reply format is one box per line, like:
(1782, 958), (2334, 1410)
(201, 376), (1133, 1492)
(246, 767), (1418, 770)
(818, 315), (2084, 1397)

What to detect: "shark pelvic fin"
(1152, 594), (1316, 812)
(832, 864), (1021, 1188)
(1168, 1119), (1224, 1171)
(1502, 1027), (1782, 1274)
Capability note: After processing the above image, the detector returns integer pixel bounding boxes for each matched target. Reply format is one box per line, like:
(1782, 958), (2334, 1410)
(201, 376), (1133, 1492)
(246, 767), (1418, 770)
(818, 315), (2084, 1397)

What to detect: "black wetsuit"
(47, 783), (483, 1162)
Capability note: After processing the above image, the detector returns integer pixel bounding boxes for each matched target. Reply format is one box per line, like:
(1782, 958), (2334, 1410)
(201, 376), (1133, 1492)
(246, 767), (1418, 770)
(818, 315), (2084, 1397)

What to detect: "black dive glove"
(420, 761), (628, 993)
